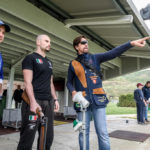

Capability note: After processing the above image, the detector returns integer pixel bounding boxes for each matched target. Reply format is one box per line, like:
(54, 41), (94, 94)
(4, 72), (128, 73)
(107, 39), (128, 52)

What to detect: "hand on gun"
(30, 101), (42, 114)
(54, 100), (59, 112)
(22, 90), (43, 117)
(73, 91), (89, 108)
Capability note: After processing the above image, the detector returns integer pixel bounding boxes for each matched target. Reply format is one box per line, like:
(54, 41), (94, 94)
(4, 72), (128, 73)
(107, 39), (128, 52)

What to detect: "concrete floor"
(0, 114), (150, 150)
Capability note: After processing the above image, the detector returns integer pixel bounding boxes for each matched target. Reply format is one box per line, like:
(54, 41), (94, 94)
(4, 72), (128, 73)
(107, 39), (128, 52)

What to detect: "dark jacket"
(134, 88), (144, 105)
(142, 85), (150, 100)
(67, 42), (133, 110)
(13, 89), (23, 103)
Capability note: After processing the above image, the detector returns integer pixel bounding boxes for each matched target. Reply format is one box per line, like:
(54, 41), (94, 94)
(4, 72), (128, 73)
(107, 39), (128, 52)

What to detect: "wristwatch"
(54, 99), (58, 102)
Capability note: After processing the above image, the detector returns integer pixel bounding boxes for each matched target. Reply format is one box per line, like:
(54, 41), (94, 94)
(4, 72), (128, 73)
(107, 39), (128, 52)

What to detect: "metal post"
(82, 108), (86, 150)
(6, 67), (15, 109)
(64, 77), (69, 107)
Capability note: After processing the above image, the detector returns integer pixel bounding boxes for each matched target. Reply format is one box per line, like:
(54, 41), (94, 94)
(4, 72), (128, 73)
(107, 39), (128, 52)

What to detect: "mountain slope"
(103, 69), (150, 98)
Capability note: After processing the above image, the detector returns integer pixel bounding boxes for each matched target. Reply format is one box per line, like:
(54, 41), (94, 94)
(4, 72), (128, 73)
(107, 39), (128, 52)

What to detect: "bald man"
(0, 20), (10, 98)
(17, 35), (59, 150)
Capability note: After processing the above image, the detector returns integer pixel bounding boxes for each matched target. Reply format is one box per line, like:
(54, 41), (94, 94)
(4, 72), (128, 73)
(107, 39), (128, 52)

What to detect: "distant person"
(2, 89), (7, 97)
(142, 81), (150, 122)
(13, 85), (23, 108)
(0, 20), (10, 99)
(134, 83), (146, 124)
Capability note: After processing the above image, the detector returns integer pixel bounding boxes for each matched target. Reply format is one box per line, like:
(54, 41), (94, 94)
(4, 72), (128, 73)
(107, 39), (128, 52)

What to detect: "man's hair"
(36, 34), (50, 42)
(73, 35), (87, 51)
(146, 81), (150, 85)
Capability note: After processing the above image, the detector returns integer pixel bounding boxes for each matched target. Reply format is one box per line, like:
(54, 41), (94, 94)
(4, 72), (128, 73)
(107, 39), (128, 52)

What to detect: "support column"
(64, 77), (69, 107)
(137, 57), (140, 70)
(103, 69), (106, 80)
(6, 67), (15, 109)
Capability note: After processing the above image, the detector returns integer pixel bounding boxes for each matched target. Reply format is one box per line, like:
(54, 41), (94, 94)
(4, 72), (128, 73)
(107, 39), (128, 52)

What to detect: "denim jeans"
(136, 102), (145, 123)
(77, 106), (110, 150)
(145, 104), (149, 120)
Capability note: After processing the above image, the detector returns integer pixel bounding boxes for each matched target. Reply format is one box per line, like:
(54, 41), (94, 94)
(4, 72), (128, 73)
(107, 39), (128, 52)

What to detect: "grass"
(106, 103), (136, 115)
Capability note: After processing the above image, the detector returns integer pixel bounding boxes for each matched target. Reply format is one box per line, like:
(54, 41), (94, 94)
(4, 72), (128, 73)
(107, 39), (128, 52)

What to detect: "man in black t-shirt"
(17, 34), (59, 150)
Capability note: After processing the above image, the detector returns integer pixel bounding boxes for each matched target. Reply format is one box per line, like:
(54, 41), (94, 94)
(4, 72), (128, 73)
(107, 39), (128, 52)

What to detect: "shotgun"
(22, 90), (48, 150)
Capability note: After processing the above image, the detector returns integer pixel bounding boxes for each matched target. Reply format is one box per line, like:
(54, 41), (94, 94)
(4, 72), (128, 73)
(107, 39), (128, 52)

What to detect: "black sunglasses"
(80, 40), (88, 45)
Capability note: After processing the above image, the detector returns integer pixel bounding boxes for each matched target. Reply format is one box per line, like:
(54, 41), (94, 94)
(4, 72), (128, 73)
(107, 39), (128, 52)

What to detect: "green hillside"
(103, 69), (150, 99)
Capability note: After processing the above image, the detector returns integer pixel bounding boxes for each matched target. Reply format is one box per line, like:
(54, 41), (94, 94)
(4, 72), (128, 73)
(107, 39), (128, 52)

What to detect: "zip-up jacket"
(134, 88), (145, 105)
(142, 85), (150, 100)
(67, 41), (133, 111)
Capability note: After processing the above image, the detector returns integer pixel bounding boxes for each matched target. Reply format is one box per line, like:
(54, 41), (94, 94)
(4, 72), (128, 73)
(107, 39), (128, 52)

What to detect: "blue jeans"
(145, 104), (149, 120)
(77, 107), (110, 150)
(136, 102), (145, 123)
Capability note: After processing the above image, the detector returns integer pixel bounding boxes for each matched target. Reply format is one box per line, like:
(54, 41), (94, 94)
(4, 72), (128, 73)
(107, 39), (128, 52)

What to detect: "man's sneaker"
(145, 119), (150, 122)
(73, 119), (82, 132)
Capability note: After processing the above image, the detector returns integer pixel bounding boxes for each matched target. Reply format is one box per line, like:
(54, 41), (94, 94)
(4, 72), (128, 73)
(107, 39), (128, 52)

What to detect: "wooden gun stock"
(22, 90), (47, 150)
(22, 90), (43, 117)
(39, 117), (48, 150)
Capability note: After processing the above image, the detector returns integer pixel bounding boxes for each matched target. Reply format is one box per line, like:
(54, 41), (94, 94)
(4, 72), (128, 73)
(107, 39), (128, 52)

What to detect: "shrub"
(117, 94), (136, 107)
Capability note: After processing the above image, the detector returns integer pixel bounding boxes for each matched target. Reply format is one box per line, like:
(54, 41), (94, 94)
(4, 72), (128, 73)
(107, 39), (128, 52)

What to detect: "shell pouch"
(93, 94), (109, 106)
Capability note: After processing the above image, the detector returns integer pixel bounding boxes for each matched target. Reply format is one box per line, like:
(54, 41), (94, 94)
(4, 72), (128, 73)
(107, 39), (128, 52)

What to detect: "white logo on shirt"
(48, 61), (52, 69)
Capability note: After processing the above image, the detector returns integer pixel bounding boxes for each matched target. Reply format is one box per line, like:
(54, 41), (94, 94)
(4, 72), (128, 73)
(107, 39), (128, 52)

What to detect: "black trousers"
(136, 102), (145, 123)
(17, 100), (54, 150)
(15, 101), (21, 108)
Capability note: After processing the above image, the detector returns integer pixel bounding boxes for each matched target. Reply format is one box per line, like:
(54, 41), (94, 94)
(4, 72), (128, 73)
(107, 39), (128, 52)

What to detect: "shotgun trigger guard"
(40, 116), (48, 125)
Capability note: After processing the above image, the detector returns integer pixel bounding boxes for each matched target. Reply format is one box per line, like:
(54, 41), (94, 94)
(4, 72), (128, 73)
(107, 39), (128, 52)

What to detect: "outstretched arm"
(95, 36), (150, 63)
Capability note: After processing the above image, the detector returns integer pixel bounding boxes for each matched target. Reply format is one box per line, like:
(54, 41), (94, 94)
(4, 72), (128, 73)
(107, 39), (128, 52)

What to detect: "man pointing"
(67, 35), (150, 150)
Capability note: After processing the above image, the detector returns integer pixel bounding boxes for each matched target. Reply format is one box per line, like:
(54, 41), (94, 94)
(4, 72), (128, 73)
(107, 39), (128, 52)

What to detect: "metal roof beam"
(2, 38), (33, 51)
(4, 26), (120, 69)
(102, 62), (115, 69)
(113, 0), (150, 47)
(0, 47), (22, 56)
(0, 10), (74, 52)
(12, 52), (32, 68)
(70, 9), (118, 16)
(0, 44), (26, 54)
(123, 51), (150, 59)
(65, 15), (133, 28)
(30, 0), (117, 50)
(0, 0), (122, 68)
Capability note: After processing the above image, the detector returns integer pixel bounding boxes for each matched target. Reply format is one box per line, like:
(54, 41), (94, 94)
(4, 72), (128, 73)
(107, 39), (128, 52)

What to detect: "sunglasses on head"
(80, 40), (88, 45)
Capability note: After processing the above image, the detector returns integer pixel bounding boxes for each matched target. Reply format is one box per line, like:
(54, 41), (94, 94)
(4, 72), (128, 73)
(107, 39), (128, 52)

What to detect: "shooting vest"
(71, 56), (109, 111)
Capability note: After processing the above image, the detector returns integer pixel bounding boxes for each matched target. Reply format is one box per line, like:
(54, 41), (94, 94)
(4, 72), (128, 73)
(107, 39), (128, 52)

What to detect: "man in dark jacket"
(142, 81), (150, 122)
(67, 35), (150, 150)
(13, 85), (23, 108)
(134, 83), (146, 124)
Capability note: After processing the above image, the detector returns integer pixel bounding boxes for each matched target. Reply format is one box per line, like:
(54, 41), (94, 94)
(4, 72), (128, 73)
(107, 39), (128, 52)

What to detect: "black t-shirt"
(22, 52), (53, 101)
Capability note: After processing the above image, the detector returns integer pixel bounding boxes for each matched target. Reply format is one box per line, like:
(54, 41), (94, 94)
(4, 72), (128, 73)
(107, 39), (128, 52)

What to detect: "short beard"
(83, 49), (88, 53)
(41, 47), (50, 53)
(45, 49), (49, 53)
